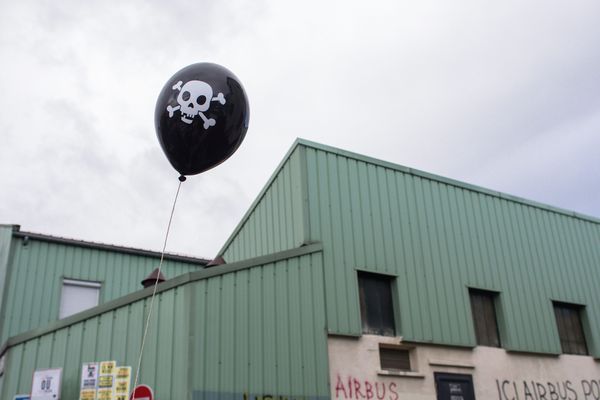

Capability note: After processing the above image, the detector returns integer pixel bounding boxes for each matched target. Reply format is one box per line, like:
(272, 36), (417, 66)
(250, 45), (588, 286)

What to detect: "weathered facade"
(1, 139), (599, 400)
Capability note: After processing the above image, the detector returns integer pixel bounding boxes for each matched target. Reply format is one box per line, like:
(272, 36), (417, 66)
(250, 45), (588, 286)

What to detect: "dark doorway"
(434, 373), (476, 400)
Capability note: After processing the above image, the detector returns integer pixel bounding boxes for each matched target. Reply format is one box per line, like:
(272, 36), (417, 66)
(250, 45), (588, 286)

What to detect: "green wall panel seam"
(298, 145), (311, 245)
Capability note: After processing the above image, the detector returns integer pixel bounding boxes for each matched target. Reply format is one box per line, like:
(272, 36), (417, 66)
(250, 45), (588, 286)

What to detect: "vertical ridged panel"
(0, 287), (190, 400)
(221, 147), (305, 262)
(304, 146), (600, 355)
(1, 239), (203, 342)
(189, 253), (329, 398)
(0, 226), (14, 329)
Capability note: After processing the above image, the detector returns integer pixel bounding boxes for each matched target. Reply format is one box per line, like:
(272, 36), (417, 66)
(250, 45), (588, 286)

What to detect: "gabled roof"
(218, 138), (599, 257)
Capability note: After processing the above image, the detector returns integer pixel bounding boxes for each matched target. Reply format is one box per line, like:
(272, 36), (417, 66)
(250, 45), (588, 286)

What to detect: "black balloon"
(155, 63), (249, 177)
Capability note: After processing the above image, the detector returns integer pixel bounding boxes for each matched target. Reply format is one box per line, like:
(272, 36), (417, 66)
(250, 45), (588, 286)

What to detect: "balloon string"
(132, 178), (183, 399)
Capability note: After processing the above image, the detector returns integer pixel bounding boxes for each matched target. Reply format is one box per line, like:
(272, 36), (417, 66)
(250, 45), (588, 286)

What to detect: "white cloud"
(1, 0), (599, 257)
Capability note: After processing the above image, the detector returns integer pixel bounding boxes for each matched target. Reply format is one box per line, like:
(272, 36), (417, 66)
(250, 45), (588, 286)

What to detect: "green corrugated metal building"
(1, 139), (599, 400)
(0, 226), (208, 344)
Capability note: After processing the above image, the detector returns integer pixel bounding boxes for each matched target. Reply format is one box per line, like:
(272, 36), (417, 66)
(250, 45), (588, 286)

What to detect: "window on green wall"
(553, 302), (588, 355)
(469, 289), (501, 347)
(59, 278), (101, 319)
(358, 271), (396, 336)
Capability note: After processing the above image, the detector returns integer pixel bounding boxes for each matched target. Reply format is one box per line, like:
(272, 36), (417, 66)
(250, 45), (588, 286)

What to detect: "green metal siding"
(1, 286), (190, 400)
(303, 144), (600, 356)
(189, 252), (329, 399)
(0, 247), (328, 400)
(0, 236), (203, 343)
(220, 146), (307, 262)
(0, 226), (13, 335)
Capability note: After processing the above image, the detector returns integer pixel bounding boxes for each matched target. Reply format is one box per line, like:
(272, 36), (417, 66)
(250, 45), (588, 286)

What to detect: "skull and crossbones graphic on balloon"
(166, 80), (226, 128)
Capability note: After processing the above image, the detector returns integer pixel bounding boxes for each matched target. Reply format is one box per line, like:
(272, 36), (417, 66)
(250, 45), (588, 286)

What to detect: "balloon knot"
(178, 175), (187, 182)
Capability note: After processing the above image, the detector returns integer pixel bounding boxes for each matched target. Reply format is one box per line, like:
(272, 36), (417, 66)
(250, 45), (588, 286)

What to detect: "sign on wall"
(31, 368), (62, 400)
(114, 366), (131, 400)
(78, 361), (131, 400)
(80, 362), (99, 400)
(129, 385), (153, 400)
(97, 361), (117, 400)
(434, 373), (476, 400)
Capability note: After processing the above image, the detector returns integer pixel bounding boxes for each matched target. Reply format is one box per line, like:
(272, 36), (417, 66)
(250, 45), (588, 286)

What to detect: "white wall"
(328, 335), (600, 400)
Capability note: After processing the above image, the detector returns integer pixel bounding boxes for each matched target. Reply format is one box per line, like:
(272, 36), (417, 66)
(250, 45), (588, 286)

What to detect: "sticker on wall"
(114, 366), (131, 400)
(98, 375), (114, 389)
(13, 395), (31, 400)
(97, 388), (113, 400)
(99, 361), (116, 376)
(77, 361), (130, 400)
(31, 368), (62, 400)
(97, 360), (117, 400)
(79, 390), (96, 400)
(80, 362), (99, 389)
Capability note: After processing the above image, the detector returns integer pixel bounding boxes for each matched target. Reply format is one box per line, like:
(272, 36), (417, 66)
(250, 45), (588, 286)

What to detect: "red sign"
(130, 384), (154, 400)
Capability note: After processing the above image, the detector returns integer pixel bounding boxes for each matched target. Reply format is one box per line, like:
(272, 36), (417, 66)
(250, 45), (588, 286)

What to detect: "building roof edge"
(295, 138), (600, 225)
(0, 242), (323, 356)
(12, 230), (209, 265)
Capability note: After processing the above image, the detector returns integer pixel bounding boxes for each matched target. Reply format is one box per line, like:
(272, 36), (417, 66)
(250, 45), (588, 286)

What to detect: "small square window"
(379, 345), (411, 371)
(553, 302), (588, 355)
(59, 278), (101, 319)
(358, 271), (396, 336)
(469, 289), (501, 347)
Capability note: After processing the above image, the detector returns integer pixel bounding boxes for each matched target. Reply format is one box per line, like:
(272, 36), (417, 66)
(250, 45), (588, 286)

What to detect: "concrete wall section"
(328, 335), (600, 400)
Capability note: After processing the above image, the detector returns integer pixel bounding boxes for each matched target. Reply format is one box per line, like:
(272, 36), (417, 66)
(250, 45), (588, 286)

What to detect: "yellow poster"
(80, 389), (97, 400)
(97, 388), (113, 400)
(100, 361), (116, 375)
(116, 366), (131, 380)
(98, 375), (114, 388)
(114, 366), (131, 397)
(115, 396), (128, 400)
(97, 360), (117, 400)
(115, 380), (128, 393)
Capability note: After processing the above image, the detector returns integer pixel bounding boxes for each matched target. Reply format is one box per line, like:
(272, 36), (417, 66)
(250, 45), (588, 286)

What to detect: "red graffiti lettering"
(354, 378), (364, 399)
(547, 382), (558, 400)
(333, 375), (401, 400)
(388, 382), (398, 400)
(336, 375), (348, 399)
(375, 382), (386, 400)
(365, 381), (373, 400)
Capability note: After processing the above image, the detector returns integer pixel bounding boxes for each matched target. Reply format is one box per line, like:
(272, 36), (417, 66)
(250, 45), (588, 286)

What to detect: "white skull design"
(178, 81), (213, 116)
(166, 80), (226, 128)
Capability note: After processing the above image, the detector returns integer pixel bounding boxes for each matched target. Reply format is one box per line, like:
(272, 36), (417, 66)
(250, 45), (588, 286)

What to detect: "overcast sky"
(1, 0), (599, 259)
